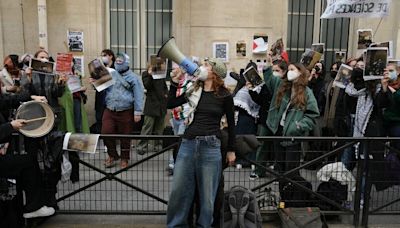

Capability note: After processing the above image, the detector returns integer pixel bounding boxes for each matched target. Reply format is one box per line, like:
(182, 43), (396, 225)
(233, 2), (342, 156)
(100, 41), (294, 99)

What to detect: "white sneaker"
(23, 206), (55, 218)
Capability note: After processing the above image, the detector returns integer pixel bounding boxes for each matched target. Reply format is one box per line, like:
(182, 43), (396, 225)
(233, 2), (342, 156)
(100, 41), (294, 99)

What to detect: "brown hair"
(276, 63), (309, 110)
(194, 72), (229, 97)
(34, 49), (49, 58)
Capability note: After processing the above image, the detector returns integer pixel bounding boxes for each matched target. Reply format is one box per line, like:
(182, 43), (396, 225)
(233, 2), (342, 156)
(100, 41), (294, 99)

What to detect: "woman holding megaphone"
(166, 57), (236, 227)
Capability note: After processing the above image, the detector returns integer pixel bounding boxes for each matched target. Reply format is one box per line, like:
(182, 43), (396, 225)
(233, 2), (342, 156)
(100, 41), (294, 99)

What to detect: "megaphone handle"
(180, 58), (198, 76)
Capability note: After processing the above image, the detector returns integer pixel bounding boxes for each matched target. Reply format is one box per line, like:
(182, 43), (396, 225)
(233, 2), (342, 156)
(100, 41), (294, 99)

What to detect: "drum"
(15, 101), (55, 138)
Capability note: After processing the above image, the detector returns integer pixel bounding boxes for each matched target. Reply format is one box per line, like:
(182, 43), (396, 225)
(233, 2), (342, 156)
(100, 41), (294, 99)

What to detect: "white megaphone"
(158, 37), (201, 76)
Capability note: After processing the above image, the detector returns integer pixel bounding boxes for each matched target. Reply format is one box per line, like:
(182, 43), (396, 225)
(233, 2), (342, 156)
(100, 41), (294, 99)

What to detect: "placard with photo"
(88, 58), (114, 92)
(29, 58), (55, 74)
(364, 47), (388, 81)
(370, 41), (393, 59)
(300, 49), (322, 71)
(333, 64), (353, 89)
(236, 41), (246, 57)
(357, 29), (373, 50)
(311, 43), (325, 54)
(63, 133), (100, 154)
(243, 66), (263, 87)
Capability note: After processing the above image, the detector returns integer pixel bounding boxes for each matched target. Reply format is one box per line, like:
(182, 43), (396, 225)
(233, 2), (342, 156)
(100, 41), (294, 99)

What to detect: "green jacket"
(263, 67), (320, 137)
(58, 86), (89, 133)
(383, 89), (400, 124)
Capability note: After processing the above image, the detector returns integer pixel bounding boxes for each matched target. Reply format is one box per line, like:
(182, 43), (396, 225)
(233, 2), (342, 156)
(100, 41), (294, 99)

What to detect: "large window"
(109, 0), (172, 74)
(287, 0), (350, 69)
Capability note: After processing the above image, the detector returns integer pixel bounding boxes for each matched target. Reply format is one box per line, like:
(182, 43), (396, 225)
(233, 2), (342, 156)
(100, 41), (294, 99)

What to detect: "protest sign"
(333, 64), (353, 88)
(56, 53), (73, 75)
(243, 66), (263, 87)
(364, 47), (388, 81)
(88, 58), (114, 92)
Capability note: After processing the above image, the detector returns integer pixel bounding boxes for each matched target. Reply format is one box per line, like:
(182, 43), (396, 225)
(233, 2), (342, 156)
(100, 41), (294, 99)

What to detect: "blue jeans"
(167, 136), (222, 228)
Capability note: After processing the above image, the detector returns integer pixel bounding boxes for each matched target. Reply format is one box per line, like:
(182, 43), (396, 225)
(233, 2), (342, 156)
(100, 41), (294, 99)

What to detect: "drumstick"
(24, 117), (47, 123)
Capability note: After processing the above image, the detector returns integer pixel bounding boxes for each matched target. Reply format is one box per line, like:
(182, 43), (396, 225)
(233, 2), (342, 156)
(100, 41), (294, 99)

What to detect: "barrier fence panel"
(49, 135), (400, 226)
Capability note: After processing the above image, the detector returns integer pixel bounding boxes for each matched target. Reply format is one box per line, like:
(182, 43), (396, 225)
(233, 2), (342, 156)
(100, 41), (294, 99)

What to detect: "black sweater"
(0, 91), (31, 143)
(248, 84), (271, 126)
(167, 83), (236, 152)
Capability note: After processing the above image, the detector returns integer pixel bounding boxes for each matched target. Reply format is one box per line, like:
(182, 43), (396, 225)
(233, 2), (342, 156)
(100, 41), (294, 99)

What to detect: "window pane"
(148, 0), (172, 10)
(147, 12), (172, 47)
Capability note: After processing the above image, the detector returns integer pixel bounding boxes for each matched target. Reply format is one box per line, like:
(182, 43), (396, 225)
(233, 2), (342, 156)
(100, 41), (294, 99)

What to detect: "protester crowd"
(0, 39), (399, 227)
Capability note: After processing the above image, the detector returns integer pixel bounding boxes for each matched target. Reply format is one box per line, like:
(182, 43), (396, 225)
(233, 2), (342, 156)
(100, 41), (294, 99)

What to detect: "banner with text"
(321, 0), (391, 19)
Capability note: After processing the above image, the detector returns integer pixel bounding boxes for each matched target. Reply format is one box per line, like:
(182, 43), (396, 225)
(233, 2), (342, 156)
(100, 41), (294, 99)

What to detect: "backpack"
(316, 179), (348, 211)
(221, 186), (262, 228)
(279, 175), (313, 208)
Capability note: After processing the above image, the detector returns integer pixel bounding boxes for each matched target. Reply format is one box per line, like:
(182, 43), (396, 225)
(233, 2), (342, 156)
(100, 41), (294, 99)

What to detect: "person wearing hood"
(166, 58), (236, 227)
(263, 57), (320, 174)
(102, 53), (144, 169)
(1, 54), (22, 95)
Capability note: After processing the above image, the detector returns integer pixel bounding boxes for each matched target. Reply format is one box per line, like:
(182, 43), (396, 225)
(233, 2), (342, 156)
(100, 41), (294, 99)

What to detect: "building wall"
(173, 0), (288, 73)
(0, 0), (107, 125)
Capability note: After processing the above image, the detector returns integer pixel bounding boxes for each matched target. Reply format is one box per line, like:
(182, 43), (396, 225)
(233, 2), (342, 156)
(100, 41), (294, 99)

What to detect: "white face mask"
(272, 71), (282, 78)
(197, 66), (209, 81)
(102, 56), (110, 66)
(287, 70), (300, 81)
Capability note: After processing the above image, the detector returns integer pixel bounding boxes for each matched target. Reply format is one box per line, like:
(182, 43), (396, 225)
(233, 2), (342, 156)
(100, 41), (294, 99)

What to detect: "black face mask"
(330, 71), (337, 78)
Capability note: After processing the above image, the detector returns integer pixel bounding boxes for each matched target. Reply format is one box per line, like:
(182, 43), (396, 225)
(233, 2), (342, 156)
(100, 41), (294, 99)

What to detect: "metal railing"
(51, 135), (400, 227)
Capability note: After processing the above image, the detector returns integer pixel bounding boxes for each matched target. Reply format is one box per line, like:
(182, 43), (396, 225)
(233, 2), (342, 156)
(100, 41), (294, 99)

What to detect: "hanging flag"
(253, 35), (268, 54)
(321, 0), (391, 19)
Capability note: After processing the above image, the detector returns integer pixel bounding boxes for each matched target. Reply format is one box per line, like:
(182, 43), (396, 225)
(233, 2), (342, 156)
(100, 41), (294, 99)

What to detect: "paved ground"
(40, 214), (400, 227)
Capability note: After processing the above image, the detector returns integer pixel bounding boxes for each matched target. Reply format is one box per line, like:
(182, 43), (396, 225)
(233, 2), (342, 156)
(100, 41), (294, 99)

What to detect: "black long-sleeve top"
(0, 91), (31, 143)
(167, 82), (236, 152)
(249, 84), (272, 125)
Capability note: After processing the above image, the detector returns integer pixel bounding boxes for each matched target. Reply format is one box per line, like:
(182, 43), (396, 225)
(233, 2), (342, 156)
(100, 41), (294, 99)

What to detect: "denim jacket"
(105, 69), (144, 115)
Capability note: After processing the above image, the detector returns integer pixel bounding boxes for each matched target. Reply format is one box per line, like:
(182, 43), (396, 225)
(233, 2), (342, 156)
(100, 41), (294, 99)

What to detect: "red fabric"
(101, 108), (134, 159)
(281, 51), (289, 64)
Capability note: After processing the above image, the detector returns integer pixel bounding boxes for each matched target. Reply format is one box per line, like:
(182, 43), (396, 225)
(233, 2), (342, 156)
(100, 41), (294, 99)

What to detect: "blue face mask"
(389, 71), (398, 81)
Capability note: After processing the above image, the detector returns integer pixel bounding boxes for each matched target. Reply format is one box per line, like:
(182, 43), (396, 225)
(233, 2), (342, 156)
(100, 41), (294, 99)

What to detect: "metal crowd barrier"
(48, 135), (400, 227)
